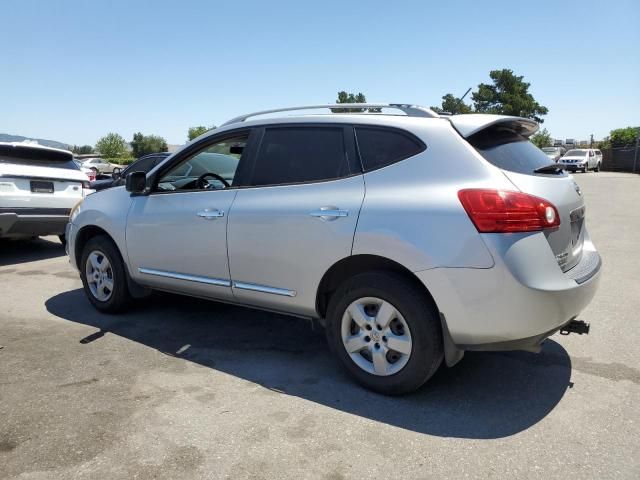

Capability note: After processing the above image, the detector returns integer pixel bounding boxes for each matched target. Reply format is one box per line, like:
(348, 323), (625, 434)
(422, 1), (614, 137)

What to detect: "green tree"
(95, 133), (127, 158)
(530, 128), (552, 148)
(472, 69), (549, 123)
(188, 125), (216, 141)
(130, 133), (168, 158)
(72, 145), (94, 154)
(331, 91), (379, 113)
(431, 93), (472, 114)
(609, 127), (639, 147)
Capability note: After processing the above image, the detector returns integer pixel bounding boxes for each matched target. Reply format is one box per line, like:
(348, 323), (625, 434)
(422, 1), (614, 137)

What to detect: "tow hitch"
(560, 319), (590, 335)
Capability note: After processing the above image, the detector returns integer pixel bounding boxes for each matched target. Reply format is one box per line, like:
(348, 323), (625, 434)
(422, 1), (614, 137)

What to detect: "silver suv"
(66, 104), (601, 394)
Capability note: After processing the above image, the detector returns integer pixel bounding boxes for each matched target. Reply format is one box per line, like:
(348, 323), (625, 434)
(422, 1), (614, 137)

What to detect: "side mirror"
(125, 171), (147, 194)
(112, 167), (122, 179)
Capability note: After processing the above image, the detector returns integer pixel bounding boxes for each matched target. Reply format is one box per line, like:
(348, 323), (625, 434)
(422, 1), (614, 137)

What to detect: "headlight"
(69, 199), (84, 223)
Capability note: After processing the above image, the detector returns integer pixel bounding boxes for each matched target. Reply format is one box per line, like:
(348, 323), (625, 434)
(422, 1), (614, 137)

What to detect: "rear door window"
(468, 127), (562, 175)
(355, 127), (425, 171)
(250, 127), (349, 186)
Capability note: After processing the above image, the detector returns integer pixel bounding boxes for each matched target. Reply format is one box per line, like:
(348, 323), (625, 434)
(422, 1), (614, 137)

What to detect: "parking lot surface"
(1, 172), (639, 479)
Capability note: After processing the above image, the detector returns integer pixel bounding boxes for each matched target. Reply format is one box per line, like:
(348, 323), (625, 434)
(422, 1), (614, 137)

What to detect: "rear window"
(468, 128), (560, 175)
(355, 127), (425, 171)
(0, 145), (76, 170)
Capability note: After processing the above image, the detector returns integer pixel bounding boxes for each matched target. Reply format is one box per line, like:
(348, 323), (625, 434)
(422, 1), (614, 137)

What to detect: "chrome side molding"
(138, 268), (231, 287)
(233, 281), (297, 297)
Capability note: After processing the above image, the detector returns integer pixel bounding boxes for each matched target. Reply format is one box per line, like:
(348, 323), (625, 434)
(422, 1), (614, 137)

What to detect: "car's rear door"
(226, 124), (364, 317)
(0, 145), (86, 213)
(458, 118), (586, 272)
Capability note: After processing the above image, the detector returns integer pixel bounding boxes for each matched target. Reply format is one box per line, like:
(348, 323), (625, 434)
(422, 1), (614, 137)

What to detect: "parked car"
(560, 149), (602, 172)
(81, 157), (114, 174)
(541, 146), (566, 162)
(0, 142), (92, 243)
(91, 153), (170, 191)
(74, 158), (97, 181)
(66, 104), (601, 394)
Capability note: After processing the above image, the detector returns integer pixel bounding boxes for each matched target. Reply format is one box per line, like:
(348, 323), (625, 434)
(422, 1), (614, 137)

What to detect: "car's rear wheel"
(594, 162), (601, 172)
(80, 235), (131, 313)
(325, 271), (443, 395)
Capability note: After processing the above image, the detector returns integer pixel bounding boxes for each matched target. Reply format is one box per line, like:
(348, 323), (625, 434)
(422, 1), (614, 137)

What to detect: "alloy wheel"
(340, 297), (413, 376)
(85, 250), (114, 301)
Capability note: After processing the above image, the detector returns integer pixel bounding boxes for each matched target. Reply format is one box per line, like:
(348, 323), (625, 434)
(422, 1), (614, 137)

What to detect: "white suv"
(66, 104), (601, 394)
(0, 142), (92, 242)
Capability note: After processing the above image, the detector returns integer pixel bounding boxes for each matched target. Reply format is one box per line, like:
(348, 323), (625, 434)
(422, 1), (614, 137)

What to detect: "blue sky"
(1, 0), (638, 146)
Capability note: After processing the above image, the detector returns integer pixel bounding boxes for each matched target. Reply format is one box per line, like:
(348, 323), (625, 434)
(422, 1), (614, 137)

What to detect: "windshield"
(565, 149), (587, 157)
(542, 147), (559, 153)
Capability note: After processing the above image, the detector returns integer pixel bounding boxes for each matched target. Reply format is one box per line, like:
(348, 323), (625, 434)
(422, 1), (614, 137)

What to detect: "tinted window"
(251, 127), (348, 186)
(0, 145), (76, 170)
(355, 127), (425, 171)
(469, 128), (564, 175)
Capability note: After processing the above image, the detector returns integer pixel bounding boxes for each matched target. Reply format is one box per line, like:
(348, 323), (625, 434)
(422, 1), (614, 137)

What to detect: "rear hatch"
(449, 115), (585, 272)
(0, 144), (87, 211)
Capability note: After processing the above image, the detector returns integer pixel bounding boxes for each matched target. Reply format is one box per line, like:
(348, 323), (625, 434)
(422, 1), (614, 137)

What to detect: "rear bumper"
(0, 212), (69, 238)
(416, 231), (601, 350)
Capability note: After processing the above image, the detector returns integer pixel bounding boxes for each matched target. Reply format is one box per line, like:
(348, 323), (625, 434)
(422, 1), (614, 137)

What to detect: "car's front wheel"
(325, 271), (443, 395)
(80, 235), (131, 313)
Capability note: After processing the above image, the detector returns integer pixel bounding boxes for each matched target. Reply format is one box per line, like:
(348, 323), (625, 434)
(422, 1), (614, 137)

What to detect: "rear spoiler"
(445, 114), (539, 139)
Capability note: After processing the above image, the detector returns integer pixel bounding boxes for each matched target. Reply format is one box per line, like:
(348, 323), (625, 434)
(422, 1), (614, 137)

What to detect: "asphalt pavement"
(1, 171), (638, 479)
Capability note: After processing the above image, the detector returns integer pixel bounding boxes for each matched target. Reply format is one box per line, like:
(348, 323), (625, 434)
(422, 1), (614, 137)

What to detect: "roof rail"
(221, 103), (439, 126)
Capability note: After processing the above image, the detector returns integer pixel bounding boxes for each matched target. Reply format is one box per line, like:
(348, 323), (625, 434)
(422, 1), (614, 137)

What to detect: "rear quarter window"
(468, 128), (558, 175)
(355, 127), (425, 172)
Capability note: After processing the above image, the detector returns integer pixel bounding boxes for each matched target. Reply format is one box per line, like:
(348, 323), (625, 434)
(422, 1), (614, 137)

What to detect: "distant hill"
(0, 133), (70, 150)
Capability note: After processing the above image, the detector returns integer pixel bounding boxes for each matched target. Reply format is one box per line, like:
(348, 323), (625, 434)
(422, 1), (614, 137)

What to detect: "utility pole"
(590, 134), (594, 148)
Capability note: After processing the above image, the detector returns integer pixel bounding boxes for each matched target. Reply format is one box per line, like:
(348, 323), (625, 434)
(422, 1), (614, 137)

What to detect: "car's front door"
(227, 125), (364, 317)
(126, 130), (254, 300)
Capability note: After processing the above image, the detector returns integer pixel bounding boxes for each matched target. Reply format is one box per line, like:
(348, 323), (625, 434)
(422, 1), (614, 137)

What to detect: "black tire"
(58, 234), (66, 247)
(325, 271), (443, 395)
(79, 235), (131, 313)
(594, 162), (600, 172)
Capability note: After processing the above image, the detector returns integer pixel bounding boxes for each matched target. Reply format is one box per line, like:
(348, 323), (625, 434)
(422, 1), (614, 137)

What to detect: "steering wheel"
(195, 172), (230, 190)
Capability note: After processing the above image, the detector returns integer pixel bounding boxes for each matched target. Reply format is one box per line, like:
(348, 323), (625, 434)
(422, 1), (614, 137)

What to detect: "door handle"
(197, 209), (224, 220)
(309, 206), (349, 221)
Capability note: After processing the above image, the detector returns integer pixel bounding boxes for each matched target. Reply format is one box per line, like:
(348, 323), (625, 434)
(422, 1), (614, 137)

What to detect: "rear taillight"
(458, 189), (560, 233)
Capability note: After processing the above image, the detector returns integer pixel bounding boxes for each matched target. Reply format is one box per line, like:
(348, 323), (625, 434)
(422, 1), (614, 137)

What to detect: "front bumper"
(562, 163), (587, 171)
(66, 222), (79, 270)
(0, 212), (69, 238)
(416, 231), (601, 351)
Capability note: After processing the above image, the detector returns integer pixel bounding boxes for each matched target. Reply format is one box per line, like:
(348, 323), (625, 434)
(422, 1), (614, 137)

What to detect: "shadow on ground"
(46, 289), (573, 439)
(0, 237), (65, 267)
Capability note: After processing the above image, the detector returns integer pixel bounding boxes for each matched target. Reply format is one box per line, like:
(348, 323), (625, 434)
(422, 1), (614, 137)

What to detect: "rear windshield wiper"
(533, 164), (564, 174)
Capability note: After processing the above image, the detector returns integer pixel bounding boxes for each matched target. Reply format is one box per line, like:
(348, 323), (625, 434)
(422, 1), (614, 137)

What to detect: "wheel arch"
(316, 254), (438, 319)
(74, 225), (120, 271)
